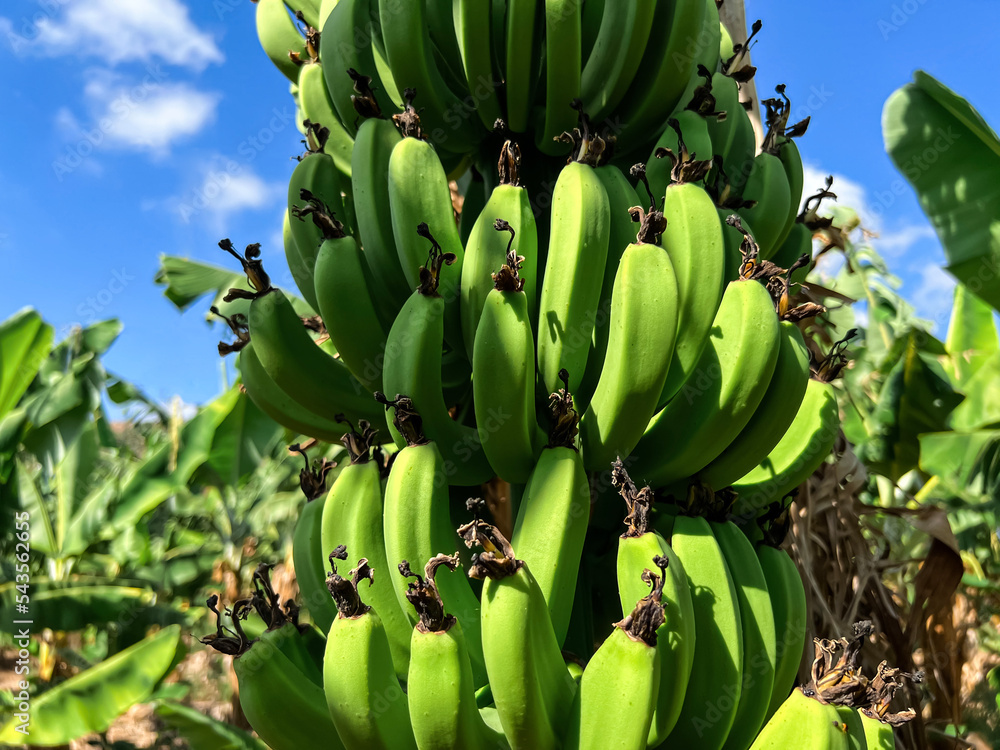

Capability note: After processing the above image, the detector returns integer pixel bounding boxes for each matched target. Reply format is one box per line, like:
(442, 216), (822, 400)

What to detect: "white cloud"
(55, 70), (219, 158)
(169, 165), (285, 232)
(5, 0), (223, 70)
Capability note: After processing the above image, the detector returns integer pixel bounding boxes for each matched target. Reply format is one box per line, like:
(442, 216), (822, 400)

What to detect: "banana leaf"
(0, 308), (53, 421)
(155, 701), (268, 750)
(949, 352), (1000, 431)
(883, 71), (1000, 312)
(0, 624), (182, 746)
(945, 284), (999, 387)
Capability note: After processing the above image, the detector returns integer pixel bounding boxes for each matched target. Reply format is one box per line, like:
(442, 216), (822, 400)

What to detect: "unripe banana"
(320, 0), (398, 136)
(706, 73), (758, 192)
(320, 421), (411, 680)
(580, 197), (680, 470)
(537, 116), (612, 395)
(713, 520), (777, 750)
(453, 0), (504, 130)
(401, 555), (507, 749)
(758, 543), (808, 722)
(859, 712), (895, 749)
(777, 138), (805, 248)
(511, 373), (590, 646)
(379, 228), (492, 485)
(769, 220), (813, 281)
(473, 225), (541, 483)
(379, 401), (487, 685)
(536, 0), (582, 153)
(835, 706), (868, 750)
(505, 0), (542, 133)
(239, 341), (347, 442)
(614, 0), (710, 154)
(577, 163), (643, 411)
(461, 140), (539, 356)
(739, 152), (792, 260)
(350, 92), (413, 317)
(612, 462), (696, 746)
(323, 550), (417, 750)
(731, 378), (841, 520)
(630, 278), (780, 488)
(579, 0), (656, 123)
(460, 520), (578, 750)
(459, 167), (487, 246)
(285, 0), (320, 29)
(376, 0), (482, 152)
(289, 446), (338, 634)
(306, 195), (388, 394)
(255, 0), (308, 82)
(656, 162), (726, 406)
(297, 60), (353, 175)
(646, 110), (714, 201)
(387, 103), (466, 354)
(697, 321), (811, 491)
(666, 513), (743, 749)
(565, 559), (668, 750)
(749, 688), (849, 750)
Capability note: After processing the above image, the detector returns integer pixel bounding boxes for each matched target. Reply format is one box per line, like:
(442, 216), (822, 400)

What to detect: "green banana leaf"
(857, 330), (965, 480)
(0, 624), (182, 746)
(945, 284), (1000, 387)
(949, 352), (1000, 431)
(0, 308), (53, 420)
(883, 71), (1000, 312)
(919, 430), (1000, 490)
(155, 701), (268, 750)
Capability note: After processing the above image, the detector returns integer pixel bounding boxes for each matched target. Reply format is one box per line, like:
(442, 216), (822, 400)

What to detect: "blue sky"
(0, 0), (995, 409)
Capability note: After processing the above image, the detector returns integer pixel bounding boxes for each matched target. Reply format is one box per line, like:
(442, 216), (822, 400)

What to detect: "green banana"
(630, 278), (780, 488)
(859, 712), (894, 749)
(706, 72), (758, 192)
(377, 0), (481, 151)
(580, 189), (679, 470)
(320, 421), (411, 680)
(320, 0), (399, 135)
(505, 0), (541, 132)
(459, 167), (487, 246)
(379, 229), (492, 485)
(646, 110), (714, 200)
(581, 0), (604, 59)
(565, 559), (668, 750)
(349, 90), (412, 316)
(401, 555), (507, 749)
(461, 139), (539, 356)
(835, 706), (868, 750)
(256, 0), (308, 82)
(577, 162), (643, 411)
(769, 220), (813, 280)
(297, 59), (354, 175)
(731, 378), (841, 520)
(246, 287), (385, 425)
(510, 372), (590, 646)
(739, 152), (792, 260)
(666, 513), (743, 749)
(473, 223), (541, 484)
(285, 0), (320, 29)
(308, 194), (388, 393)
(536, 0), (582, 154)
(238, 341), (347, 442)
(460, 520), (578, 750)
(454, 0), (503, 129)
(289, 445), (338, 633)
(713, 520), (777, 750)
(579, 0), (656, 123)
(536, 113), (611, 395)
(288, 146), (348, 306)
(323, 550), (417, 750)
(387, 103), (466, 354)
(698, 321), (811, 491)
(318, 0), (337, 28)
(201, 591), (343, 750)
(282, 208), (319, 314)
(655, 155), (727, 406)
(614, 0), (709, 154)
(749, 688), (848, 750)
(759, 543), (808, 722)
(612, 462), (696, 746)
(379, 401), (487, 684)
(777, 138), (805, 248)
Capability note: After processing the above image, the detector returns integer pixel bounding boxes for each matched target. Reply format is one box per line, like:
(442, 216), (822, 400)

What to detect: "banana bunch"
(196, 2), (926, 747)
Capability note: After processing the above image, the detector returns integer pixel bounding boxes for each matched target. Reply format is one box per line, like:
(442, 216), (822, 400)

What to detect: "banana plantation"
(2, 0), (999, 748)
